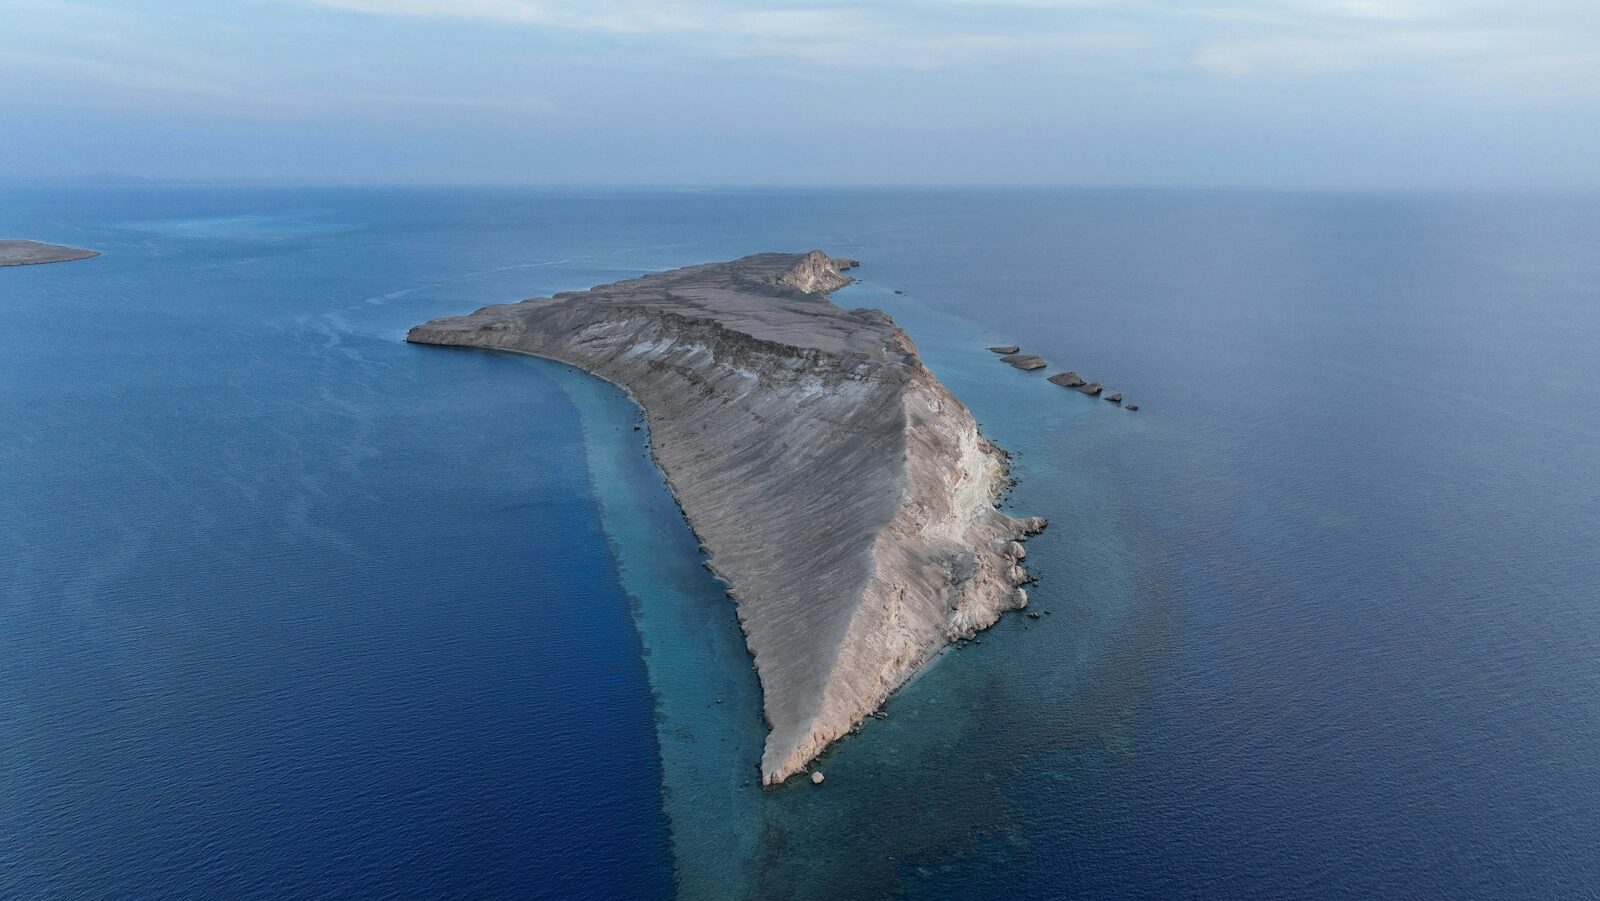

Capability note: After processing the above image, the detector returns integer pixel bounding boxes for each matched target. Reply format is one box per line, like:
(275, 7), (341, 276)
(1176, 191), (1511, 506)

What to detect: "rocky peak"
(776, 250), (855, 294)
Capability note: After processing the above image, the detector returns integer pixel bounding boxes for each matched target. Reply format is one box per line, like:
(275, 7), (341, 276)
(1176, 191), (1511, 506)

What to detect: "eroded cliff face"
(407, 251), (1044, 785)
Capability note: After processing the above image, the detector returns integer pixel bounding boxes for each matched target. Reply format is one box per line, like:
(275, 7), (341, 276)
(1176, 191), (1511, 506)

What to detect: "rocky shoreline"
(0, 240), (99, 267)
(407, 251), (1045, 785)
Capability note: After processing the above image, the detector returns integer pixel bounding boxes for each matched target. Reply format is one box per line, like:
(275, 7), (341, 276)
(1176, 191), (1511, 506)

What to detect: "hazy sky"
(4, 0), (1599, 187)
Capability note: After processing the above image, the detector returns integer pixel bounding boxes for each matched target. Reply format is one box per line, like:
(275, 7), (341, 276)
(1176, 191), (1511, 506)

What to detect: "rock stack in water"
(1000, 354), (1047, 371)
(1047, 370), (1137, 409)
(993, 351), (1142, 409)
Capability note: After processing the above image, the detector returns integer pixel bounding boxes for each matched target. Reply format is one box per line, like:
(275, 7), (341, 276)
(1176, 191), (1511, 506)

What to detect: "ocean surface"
(2, 186), (1597, 899)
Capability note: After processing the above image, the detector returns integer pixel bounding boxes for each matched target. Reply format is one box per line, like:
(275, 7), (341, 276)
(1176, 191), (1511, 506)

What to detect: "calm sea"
(2, 186), (1596, 899)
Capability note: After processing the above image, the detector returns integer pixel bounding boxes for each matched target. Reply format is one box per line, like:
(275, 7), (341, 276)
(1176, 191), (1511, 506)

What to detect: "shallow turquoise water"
(4, 186), (1599, 899)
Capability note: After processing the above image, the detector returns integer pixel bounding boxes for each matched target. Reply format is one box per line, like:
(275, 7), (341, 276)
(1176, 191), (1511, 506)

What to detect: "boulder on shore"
(1076, 382), (1103, 396)
(987, 345), (1020, 354)
(1048, 371), (1086, 388)
(1000, 354), (1047, 371)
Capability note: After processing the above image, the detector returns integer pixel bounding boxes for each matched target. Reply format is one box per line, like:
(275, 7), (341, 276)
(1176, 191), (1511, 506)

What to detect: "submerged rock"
(1048, 371), (1086, 388)
(1126, 404), (1139, 411)
(1000, 353), (1048, 371)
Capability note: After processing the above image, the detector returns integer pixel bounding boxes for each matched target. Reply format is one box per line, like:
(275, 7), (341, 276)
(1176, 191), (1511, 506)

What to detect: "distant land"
(409, 251), (1046, 785)
(0, 240), (99, 267)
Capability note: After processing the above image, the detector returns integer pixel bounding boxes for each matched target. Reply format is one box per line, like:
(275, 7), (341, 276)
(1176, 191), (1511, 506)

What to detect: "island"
(408, 251), (1046, 785)
(0, 240), (99, 267)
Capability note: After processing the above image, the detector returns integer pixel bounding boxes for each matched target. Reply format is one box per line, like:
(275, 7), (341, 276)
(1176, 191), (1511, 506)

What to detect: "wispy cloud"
(4, 0), (1598, 185)
(280, 0), (1600, 93)
(1181, 0), (1600, 103)
(0, 0), (563, 117)
(294, 0), (869, 38)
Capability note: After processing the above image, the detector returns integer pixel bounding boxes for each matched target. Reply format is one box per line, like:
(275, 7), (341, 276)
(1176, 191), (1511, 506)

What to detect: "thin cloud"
(296, 0), (868, 37)
(5, 0), (1598, 187)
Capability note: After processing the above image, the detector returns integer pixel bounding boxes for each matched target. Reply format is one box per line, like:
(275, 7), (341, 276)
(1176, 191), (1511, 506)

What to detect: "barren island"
(0, 240), (99, 267)
(408, 251), (1045, 785)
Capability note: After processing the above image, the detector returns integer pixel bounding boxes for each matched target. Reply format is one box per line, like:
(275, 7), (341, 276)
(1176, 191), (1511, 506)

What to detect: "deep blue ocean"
(2, 186), (1597, 899)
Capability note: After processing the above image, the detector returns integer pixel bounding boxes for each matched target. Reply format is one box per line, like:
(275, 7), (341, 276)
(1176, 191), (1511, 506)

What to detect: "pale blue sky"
(4, 0), (1598, 187)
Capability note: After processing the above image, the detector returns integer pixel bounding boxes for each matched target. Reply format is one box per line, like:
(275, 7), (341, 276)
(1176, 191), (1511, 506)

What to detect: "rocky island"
(408, 251), (1045, 785)
(0, 240), (99, 267)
